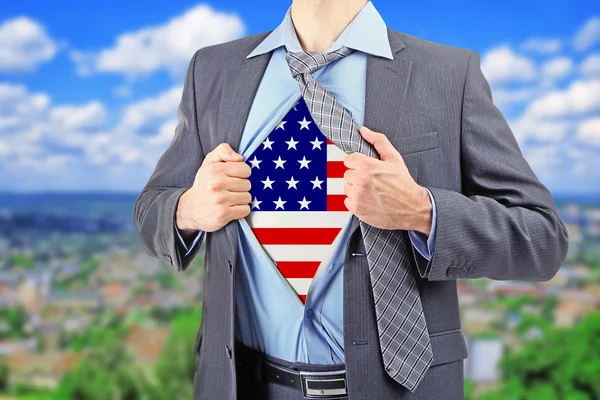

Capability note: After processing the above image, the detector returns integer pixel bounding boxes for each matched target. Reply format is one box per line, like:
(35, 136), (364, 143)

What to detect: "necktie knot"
(286, 46), (355, 79)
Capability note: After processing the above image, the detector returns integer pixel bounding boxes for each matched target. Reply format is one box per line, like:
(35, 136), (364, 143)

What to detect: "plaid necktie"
(286, 46), (433, 392)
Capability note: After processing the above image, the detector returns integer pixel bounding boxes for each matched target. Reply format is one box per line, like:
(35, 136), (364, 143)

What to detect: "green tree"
(54, 336), (153, 400)
(480, 312), (600, 399)
(150, 308), (202, 400)
(0, 363), (8, 392)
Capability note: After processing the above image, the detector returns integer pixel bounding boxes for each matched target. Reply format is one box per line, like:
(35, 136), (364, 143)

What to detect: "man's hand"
(343, 126), (433, 236)
(176, 143), (252, 234)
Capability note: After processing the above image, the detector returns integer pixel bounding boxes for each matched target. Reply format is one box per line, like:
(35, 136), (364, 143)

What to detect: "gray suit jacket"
(133, 27), (569, 400)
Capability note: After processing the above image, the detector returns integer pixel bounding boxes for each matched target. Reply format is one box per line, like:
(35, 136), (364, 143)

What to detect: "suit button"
(225, 345), (232, 359)
(306, 309), (314, 319)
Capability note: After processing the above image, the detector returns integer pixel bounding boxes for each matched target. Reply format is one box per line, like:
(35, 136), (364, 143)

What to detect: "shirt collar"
(246, 1), (393, 60)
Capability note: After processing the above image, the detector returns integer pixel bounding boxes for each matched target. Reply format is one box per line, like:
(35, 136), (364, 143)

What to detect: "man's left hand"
(343, 126), (433, 236)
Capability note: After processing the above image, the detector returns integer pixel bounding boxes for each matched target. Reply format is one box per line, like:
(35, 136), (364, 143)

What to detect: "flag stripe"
(263, 244), (333, 261)
(288, 278), (312, 294)
(249, 211), (350, 228)
(327, 161), (348, 178)
(327, 194), (349, 211)
(251, 227), (341, 245)
(327, 178), (345, 194)
(276, 261), (321, 278)
(327, 144), (346, 161)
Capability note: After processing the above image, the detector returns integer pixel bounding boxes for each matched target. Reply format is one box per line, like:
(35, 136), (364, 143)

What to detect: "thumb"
(359, 126), (399, 162)
(205, 143), (243, 163)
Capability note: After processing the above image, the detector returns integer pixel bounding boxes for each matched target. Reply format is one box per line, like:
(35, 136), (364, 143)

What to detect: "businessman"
(133, 0), (569, 399)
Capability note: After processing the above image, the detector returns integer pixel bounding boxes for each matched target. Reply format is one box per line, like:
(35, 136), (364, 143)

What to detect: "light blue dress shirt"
(175, 0), (437, 364)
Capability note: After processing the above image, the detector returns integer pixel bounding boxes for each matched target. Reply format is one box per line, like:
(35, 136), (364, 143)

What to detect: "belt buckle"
(299, 369), (347, 399)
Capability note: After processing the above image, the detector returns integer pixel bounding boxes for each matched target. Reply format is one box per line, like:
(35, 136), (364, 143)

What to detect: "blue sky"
(0, 0), (599, 194)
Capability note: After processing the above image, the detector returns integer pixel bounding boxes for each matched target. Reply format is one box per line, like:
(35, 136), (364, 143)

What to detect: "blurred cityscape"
(0, 191), (598, 399)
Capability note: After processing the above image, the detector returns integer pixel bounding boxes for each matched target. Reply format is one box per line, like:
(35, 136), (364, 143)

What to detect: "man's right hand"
(176, 143), (252, 233)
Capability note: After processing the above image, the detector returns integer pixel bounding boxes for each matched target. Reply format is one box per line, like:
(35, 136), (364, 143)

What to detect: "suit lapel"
(348, 27), (411, 236)
(218, 32), (273, 247)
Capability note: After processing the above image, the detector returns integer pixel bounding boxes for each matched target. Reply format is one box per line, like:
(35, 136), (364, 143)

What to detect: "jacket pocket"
(394, 130), (439, 156)
(428, 328), (468, 367)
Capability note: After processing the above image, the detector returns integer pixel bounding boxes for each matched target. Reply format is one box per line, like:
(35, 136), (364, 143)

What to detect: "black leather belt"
(235, 342), (348, 399)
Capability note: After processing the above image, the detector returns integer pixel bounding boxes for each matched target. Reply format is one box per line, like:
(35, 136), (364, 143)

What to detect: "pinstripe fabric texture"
(286, 46), (433, 392)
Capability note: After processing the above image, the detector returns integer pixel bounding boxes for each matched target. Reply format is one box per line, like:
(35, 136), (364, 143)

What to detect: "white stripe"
(249, 211), (351, 228)
(327, 178), (346, 194)
(263, 245), (334, 261)
(287, 278), (312, 295)
(327, 144), (347, 161)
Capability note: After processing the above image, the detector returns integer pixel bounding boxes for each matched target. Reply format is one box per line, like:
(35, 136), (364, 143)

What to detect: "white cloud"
(492, 88), (537, 108)
(511, 117), (570, 143)
(71, 3), (245, 77)
(520, 38), (562, 54)
(523, 144), (560, 173)
(0, 80), (189, 184)
(120, 85), (182, 131)
(580, 54), (600, 76)
(49, 102), (107, 130)
(0, 17), (58, 72)
(577, 117), (600, 145)
(573, 16), (600, 51)
(523, 79), (600, 120)
(541, 57), (573, 81)
(481, 45), (536, 84)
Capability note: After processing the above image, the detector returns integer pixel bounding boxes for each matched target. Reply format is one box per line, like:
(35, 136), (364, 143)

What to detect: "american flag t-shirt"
(245, 97), (352, 304)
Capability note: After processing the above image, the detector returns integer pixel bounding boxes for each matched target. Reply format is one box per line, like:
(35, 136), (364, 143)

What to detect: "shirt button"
(306, 309), (314, 319)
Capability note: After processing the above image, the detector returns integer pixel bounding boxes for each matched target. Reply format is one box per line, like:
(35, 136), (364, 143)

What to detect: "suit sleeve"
(415, 50), (569, 282)
(175, 222), (206, 257)
(407, 187), (437, 260)
(133, 49), (206, 272)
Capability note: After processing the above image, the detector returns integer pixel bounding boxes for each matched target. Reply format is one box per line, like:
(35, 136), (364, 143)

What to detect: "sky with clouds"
(0, 0), (598, 194)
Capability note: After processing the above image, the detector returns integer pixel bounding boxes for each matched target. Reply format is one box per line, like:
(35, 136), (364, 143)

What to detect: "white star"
(276, 120), (287, 130)
(285, 176), (299, 189)
(262, 137), (274, 150)
(273, 156), (287, 169)
(310, 137), (324, 150)
(273, 196), (287, 210)
(248, 155), (262, 169)
(298, 117), (312, 130)
(285, 137), (299, 150)
(261, 176), (275, 190)
(310, 176), (324, 189)
(298, 156), (311, 169)
(251, 196), (262, 210)
(298, 196), (311, 210)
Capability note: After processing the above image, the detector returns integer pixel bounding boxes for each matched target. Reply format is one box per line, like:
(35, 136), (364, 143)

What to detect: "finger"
(343, 152), (369, 170)
(205, 143), (243, 163)
(343, 168), (358, 184)
(359, 126), (399, 162)
(222, 160), (252, 178)
(344, 182), (356, 197)
(344, 196), (354, 214)
(226, 191), (253, 206)
(223, 177), (251, 192)
(229, 204), (251, 220)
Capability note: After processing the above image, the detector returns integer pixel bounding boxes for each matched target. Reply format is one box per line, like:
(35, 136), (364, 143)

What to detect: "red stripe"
(326, 138), (333, 145)
(327, 195), (349, 211)
(276, 261), (321, 278)
(298, 294), (307, 304)
(327, 161), (348, 178)
(251, 227), (341, 245)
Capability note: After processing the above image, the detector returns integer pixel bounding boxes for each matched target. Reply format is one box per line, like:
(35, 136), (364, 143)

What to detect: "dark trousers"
(235, 341), (348, 400)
